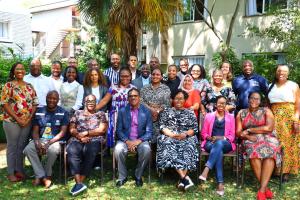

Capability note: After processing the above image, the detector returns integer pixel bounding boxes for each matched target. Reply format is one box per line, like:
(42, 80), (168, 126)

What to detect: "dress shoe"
(32, 178), (42, 186)
(15, 172), (25, 180)
(135, 177), (143, 187)
(42, 177), (52, 188)
(7, 175), (21, 182)
(116, 178), (127, 187)
(265, 188), (273, 199)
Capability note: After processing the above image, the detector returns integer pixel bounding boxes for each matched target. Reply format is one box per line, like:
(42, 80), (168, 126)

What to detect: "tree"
(244, 0), (300, 84)
(194, 0), (241, 62)
(78, 0), (183, 60)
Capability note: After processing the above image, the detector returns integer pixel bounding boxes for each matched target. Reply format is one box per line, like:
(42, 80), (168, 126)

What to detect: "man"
(24, 58), (55, 106)
(104, 53), (121, 85)
(49, 61), (64, 94)
(64, 57), (84, 84)
(232, 59), (269, 114)
(177, 58), (189, 80)
(24, 91), (69, 188)
(132, 64), (151, 90)
(114, 88), (153, 187)
(87, 58), (99, 70)
(128, 55), (141, 80)
(149, 56), (160, 71)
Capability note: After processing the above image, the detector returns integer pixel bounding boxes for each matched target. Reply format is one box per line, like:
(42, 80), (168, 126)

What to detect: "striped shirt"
(103, 67), (119, 85)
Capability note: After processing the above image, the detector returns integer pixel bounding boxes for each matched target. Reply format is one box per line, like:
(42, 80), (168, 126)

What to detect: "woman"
(220, 61), (233, 88)
(140, 68), (171, 143)
(60, 66), (84, 115)
(97, 67), (136, 148)
(199, 96), (235, 196)
(268, 64), (300, 181)
(163, 64), (181, 98)
(156, 90), (199, 191)
(190, 64), (210, 102)
(83, 68), (108, 111)
(203, 69), (235, 113)
(0, 62), (38, 182)
(236, 92), (281, 200)
(67, 94), (107, 196)
(178, 75), (203, 118)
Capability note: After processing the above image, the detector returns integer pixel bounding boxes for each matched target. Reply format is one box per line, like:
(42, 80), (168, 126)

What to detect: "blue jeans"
(204, 139), (232, 183)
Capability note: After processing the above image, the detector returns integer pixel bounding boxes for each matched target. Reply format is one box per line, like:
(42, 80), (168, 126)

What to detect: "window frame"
(246, 0), (289, 16)
(174, 0), (207, 24)
(172, 55), (205, 68)
(0, 21), (11, 42)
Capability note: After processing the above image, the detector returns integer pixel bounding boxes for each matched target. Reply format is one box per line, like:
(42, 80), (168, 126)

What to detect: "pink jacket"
(201, 112), (236, 151)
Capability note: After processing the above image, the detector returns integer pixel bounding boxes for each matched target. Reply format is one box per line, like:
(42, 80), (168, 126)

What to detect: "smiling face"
(221, 62), (230, 76)
(66, 67), (77, 82)
(173, 92), (186, 110)
(191, 65), (201, 80)
(179, 60), (188, 73)
(212, 70), (223, 85)
(216, 97), (226, 113)
(46, 92), (59, 110)
(90, 69), (99, 84)
(85, 95), (96, 112)
(119, 69), (131, 86)
(183, 75), (193, 90)
(168, 65), (177, 80)
(111, 54), (121, 70)
(151, 69), (162, 84)
(248, 92), (261, 109)
(30, 59), (42, 77)
(128, 89), (140, 108)
(14, 64), (26, 80)
(51, 63), (62, 78)
(276, 65), (289, 83)
(141, 65), (151, 78)
(243, 61), (254, 76)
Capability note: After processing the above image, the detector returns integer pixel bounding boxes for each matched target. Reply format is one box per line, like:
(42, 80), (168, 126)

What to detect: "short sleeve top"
(268, 80), (299, 103)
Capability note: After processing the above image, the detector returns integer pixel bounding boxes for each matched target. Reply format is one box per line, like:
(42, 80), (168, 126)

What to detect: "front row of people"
(2, 83), (281, 199)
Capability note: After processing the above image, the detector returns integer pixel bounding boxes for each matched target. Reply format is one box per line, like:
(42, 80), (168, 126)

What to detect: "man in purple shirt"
(114, 88), (153, 187)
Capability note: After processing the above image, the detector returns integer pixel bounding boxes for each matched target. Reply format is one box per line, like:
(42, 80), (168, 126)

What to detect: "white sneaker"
(184, 176), (194, 190)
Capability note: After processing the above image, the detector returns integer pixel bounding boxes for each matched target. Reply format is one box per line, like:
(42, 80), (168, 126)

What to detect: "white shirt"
(24, 74), (55, 106)
(49, 75), (63, 93)
(91, 86), (101, 104)
(268, 80), (299, 103)
(60, 81), (84, 110)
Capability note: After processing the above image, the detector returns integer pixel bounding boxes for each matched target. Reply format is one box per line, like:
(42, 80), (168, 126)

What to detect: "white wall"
(0, 11), (32, 57)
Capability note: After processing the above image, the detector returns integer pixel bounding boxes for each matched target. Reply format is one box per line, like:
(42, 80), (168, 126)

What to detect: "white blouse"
(268, 80), (299, 103)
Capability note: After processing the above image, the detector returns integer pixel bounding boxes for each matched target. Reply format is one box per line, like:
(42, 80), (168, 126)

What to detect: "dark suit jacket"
(116, 104), (153, 142)
(132, 76), (150, 90)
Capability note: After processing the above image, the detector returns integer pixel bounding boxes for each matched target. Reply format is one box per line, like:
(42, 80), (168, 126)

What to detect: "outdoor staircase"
(45, 30), (68, 58)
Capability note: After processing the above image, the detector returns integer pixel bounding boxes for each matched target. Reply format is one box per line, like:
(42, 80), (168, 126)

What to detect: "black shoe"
(116, 178), (127, 187)
(135, 177), (143, 187)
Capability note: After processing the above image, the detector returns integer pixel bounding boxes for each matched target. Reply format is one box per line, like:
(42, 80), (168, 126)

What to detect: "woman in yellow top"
(1, 62), (38, 182)
(220, 61), (233, 88)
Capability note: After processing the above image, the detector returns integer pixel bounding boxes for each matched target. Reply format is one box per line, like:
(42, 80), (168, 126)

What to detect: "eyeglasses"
(191, 70), (201, 73)
(129, 95), (139, 98)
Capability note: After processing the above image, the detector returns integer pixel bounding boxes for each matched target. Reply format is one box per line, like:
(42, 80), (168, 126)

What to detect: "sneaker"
(177, 179), (185, 190)
(70, 183), (87, 196)
(184, 176), (194, 190)
(265, 188), (273, 199)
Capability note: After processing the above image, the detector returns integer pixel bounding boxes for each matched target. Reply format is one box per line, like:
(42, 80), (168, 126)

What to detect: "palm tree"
(78, 0), (182, 60)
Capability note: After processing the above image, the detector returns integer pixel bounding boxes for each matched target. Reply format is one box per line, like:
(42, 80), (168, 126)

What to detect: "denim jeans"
(204, 139), (232, 183)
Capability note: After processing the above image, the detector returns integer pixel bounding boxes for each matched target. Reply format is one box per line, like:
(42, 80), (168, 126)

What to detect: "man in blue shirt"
(114, 88), (153, 187)
(24, 90), (69, 188)
(232, 59), (269, 114)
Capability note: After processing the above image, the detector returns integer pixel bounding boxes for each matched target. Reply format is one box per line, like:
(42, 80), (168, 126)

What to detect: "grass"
(0, 151), (299, 199)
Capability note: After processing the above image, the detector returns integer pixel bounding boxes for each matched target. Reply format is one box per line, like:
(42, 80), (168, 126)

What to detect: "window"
(246, 0), (288, 16)
(172, 55), (205, 68)
(0, 22), (9, 39)
(174, 0), (206, 23)
(242, 52), (286, 64)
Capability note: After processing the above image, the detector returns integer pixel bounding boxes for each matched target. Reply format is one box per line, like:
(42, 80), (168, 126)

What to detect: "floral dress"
(107, 84), (136, 147)
(240, 107), (281, 167)
(156, 108), (199, 170)
(203, 86), (236, 113)
(193, 78), (210, 102)
(0, 81), (38, 123)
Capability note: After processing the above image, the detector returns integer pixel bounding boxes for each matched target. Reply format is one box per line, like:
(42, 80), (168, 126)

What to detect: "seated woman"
(178, 74), (204, 118)
(236, 92), (281, 200)
(199, 96), (235, 196)
(156, 90), (199, 191)
(67, 94), (108, 196)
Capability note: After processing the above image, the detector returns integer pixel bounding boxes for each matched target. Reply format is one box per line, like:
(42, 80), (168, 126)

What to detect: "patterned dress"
(157, 108), (199, 170)
(203, 86), (236, 113)
(240, 108), (281, 167)
(107, 84), (136, 147)
(140, 83), (171, 143)
(193, 78), (210, 102)
(0, 81), (38, 123)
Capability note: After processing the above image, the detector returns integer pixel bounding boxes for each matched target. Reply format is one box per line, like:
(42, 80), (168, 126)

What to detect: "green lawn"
(0, 153), (299, 199)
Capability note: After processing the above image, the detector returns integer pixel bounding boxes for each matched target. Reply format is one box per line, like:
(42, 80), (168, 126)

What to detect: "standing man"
(104, 53), (122, 85)
(128, 55), (140, 80)
(24, 58), (55, 106)
(86, 59), (99, 70)
(232, 59), (269, 114)
(177, 58), (189, 80)
(65, 57), (84, 84)
(132, 64), (151, 90)
(24, 91), (69, 188)
(49, 61), (64, 95)
(114, 88), (152, 187)
(149, 56), (160, 71)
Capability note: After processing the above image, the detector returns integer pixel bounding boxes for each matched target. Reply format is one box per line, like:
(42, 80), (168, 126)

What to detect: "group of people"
(0, 54), (299, 199)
